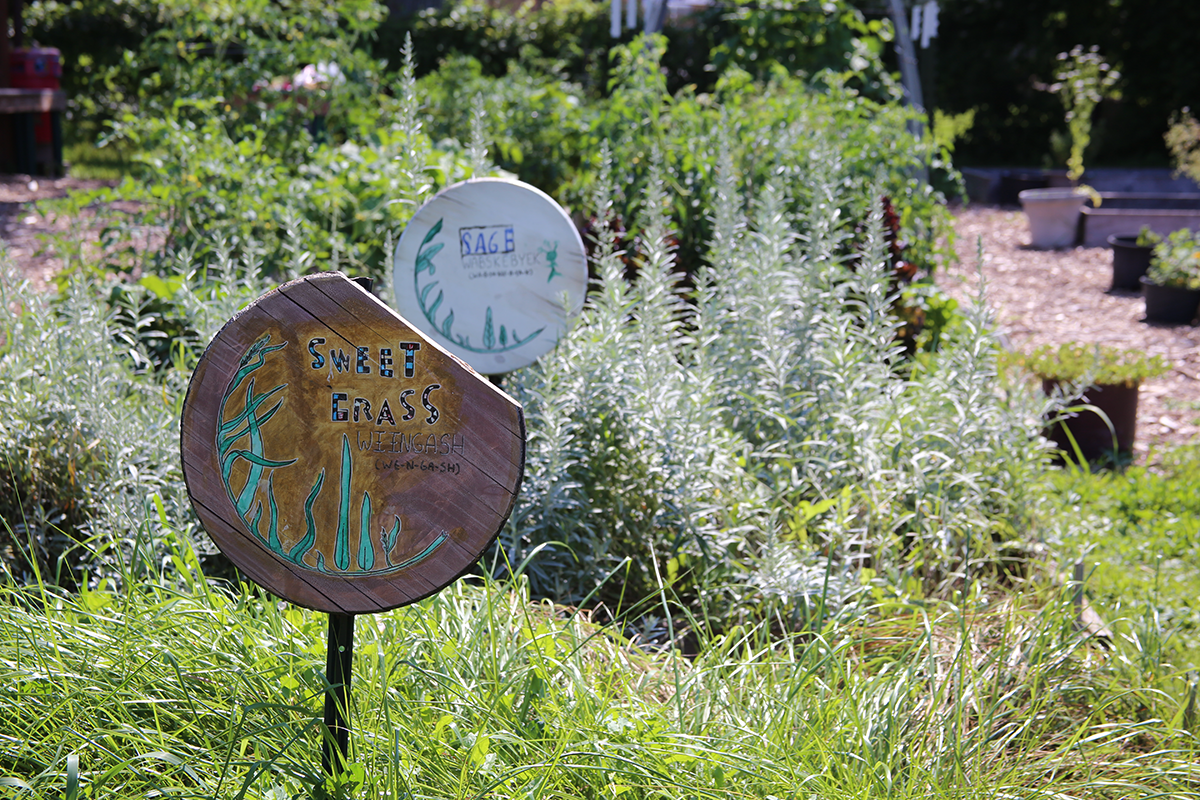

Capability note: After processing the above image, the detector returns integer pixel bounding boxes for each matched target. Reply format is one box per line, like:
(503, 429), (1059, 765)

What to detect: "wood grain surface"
(180, 272), (525, 613)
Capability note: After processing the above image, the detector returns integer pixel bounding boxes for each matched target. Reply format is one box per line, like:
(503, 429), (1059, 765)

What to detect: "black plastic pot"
(1107, 235), (1153, 291)
(1042, 379), (1140, 462)
(1141, 276), (1200, 324)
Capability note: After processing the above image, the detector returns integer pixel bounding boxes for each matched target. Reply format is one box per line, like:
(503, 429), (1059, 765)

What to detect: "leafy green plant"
(1137, 225), (1164, 248)
(932, 108), (977, 154)
(1040, 45), (1120, 182)
(0, 264), (153, 587)
(68, 37), (478, 286)
(1147, 227), (1200, 290)
(708, 0), (897, 99)
(1166, 107), (1200, 186)
(0, 240), (283, 589)
(1017, 342), (1169, 387)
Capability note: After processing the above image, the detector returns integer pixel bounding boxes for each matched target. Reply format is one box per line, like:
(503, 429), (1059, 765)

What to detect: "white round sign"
(391, 178), (587, 374)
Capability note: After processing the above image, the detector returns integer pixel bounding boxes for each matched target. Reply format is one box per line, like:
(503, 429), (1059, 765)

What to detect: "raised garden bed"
(1082, 193), (1200, 246)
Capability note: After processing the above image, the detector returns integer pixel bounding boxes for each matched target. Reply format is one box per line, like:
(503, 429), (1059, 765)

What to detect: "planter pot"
(1020, 188), (1087, 249)
(1042, 379), (1139, 462)
(1141, 276), (1200, 324)
(1107, 235), (1153, 291)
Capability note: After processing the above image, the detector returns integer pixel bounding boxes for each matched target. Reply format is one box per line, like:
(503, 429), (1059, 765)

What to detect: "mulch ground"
(939, 203), (1200, 459)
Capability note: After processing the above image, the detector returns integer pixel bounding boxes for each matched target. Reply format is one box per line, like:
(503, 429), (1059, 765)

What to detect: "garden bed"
(941, 203), (1200, 458)
(4, 187), (1198, 459)
(1081, 192), (1200, 246)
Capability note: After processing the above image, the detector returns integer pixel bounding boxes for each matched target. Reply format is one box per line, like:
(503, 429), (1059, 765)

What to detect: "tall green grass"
(1048, 446), (1200, 670)
(2, 551), (1198, 799)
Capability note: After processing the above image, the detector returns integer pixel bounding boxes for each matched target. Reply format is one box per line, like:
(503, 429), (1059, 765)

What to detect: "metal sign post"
(321, 612), (355, 775)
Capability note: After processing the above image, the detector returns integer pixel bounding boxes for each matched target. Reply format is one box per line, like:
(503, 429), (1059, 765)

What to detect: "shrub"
(0, 244), (284, 588)
(1167, 108), (1200, 186)
(1039, 45), (1120, 182)
(1018, 342), (1170, 388)
(497, 142), (1046, 626)
(1148, 228), (1200, 290)
(0, 264), (165, 586)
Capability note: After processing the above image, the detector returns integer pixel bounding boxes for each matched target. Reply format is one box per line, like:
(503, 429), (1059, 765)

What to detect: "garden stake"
(322, 612), (355, 776)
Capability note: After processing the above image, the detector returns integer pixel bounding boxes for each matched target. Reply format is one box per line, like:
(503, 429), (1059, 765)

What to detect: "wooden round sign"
(391, 177), (587, 374)
(180, 273), (525, 614)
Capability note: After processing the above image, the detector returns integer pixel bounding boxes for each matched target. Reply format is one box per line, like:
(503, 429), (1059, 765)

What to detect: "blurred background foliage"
(920, 0), (1200, 167)
(24, 0), (951, 292)
(25, 0), (1200, 172)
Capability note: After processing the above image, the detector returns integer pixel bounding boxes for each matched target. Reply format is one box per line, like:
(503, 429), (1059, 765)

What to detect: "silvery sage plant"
(497, 133), (1050, 626)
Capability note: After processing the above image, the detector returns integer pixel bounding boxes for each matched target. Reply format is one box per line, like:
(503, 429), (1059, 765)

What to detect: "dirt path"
(939, 203), (1200, 459)
(0, 175), (119, 290)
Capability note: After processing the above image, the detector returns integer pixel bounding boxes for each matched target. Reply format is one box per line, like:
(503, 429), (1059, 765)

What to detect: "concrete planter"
(1020, 187), (1087, 249)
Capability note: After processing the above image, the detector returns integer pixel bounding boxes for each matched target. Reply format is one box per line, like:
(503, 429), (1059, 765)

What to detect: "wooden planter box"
(1082, 193), (1200, 247)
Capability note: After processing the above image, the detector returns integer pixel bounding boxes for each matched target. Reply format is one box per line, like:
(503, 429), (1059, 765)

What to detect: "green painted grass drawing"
(218, 335), (449, 576)
(334, 434), (353, 571)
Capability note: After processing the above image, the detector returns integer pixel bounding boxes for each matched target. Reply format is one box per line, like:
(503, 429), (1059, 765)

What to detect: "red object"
(10, 48), (62, 144)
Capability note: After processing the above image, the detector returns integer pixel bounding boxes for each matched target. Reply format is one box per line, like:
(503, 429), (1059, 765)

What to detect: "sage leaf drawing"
(358, 491), (375, 571)
(419, 280), (440, 306)
(420, 218), (444, 248)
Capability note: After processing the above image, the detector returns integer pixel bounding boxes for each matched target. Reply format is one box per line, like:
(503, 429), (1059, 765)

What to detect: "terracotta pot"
(1141, 276), (1200, 324)
(1020, 188), (1087, 249)
(1107, 235), (1153, 291)
(1042, 380), (1139, 462)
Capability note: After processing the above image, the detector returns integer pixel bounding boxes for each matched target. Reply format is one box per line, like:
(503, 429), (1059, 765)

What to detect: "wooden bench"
(0, 88), (65, 175)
